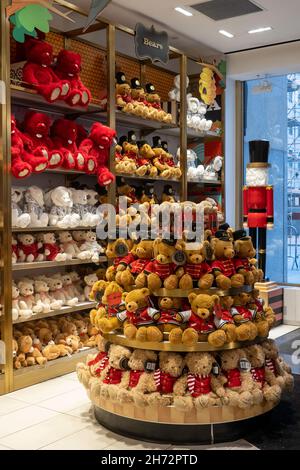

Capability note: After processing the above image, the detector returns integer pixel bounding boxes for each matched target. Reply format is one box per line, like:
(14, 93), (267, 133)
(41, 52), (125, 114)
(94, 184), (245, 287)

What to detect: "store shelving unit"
(13, 301), (97, 325)
(12, 226), (98, 232)
(0, 0), (225, 394)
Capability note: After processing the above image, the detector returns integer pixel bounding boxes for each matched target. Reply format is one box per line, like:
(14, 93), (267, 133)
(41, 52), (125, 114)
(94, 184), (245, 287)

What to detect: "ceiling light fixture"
(175, 6), (193, 17)
(248, 26), (272, 34)
(219, 29), (234, 38)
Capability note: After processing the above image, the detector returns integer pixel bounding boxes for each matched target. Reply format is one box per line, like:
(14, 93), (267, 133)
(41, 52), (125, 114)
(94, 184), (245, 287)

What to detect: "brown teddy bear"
(118, 238), (154, 289)
(105, 237), (133, 282)
(175, 293), (227, 347)
(231, 293), (258, 341)
(214, 296), (252, 342)
(117, 349), (158, 404)
(244, 344), (282, 403)
(233, 230), (264, 284)
(137, 238), (184, 291)
(95, 281), (125, 333)
(156, 296), (186, 344)
(121, 288), (162, 342)
(130, 78), (149, 118)
(219, 349), (254, 408)
(261, 339), (294, 392)
(98, 344), (132, 402)
(77, 335), (109, 389)
(250, 289), (276, 328)
(152, 136), (172, 178)
(174, 352), (226, 411)
(115, 71), (133, 110)
(179, 241), (214, 290)
(247, 292), (270, 338)
(138, 141), (158, 176)
(210, 230), (244, 289)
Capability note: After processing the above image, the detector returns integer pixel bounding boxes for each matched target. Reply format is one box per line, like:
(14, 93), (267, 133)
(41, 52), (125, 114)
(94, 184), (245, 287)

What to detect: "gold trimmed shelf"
(116, 173), (181, 184)
(92, 396), (277, 426)
(12, 226), (98, 233)
(102, 332), (267, 352)
(152, 285), (254, 298)
(13, 301), (97, 325)
(13, 347), (98, 391)
(12, 257), (107, 271)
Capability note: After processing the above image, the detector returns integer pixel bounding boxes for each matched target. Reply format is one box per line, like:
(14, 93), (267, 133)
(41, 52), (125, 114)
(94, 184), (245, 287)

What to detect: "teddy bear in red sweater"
(54, 49), (91, 107)
(22, 38), (70, 103)
(11, 115), (33, 179)
(23, 111), (63, 169)
(79, 122), (116, 186)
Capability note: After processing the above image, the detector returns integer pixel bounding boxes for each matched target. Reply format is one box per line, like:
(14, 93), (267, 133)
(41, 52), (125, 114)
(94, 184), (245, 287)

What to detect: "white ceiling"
(54, 0), (300, 56)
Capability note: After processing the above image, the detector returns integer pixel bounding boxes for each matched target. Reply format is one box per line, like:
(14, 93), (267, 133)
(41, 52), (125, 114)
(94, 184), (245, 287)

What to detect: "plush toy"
(18, 335), (47, 366)
(34, 279), (63, 312)
(94, 281), (125, 332)
(77, 230), (104, 262)
(105, 237), (133, 282)
(24, 186), (49, 227)
(210, 230), (245, 289)
(116, 349), (158, 404)
(69, 188), (90, 227)
(174, 352), (226, 411)
(18, 280), (43, 314)
(65, 334), (82, 353)
(169, 74), (189, 102)
(156, 297), (186, 344)
(219, 349), (254, 408)
(11, 187), (31, 228)
(51, 119), (92, 172)
(58, 231), (81, 260)
(77, 335), (109, 388)
(23, 111), (62, 169)
(213, 295), (248, 343)
(84, 273), (99, 300)
(119, 288), (162, 342)
(145, 83), (172, 123)
(115, 72), (133, 110)
(137, 141), (158, 176)
(175, 293), (227, 347)
(15, 117), (48, 174)
(231, 293), (258, 341)
(244, 344), (282, 403)
(45, 186), (80, 228)
(130, 78), (148, 117)
(199, 67), (216, 106)
(11, 115), (33, 179)
(250, 289), (276, 329)
(22, 38), (69, 103)
(12, 282), (32, 321)
(152, 136), (172, 178)
(79, 123), (116, 186)
(117, 239), (154, 289)
(55, 49), (91, 107)
(162, 141), (182, 179)
(17, 233), (43, 262)
(42, 232), (67, 262)
(42, 343), (61, 361)
(179, 241), (214, 290)
(60, 273), (79, 306)
(69, 271), (85, 301)
(138, 238), (184, 291)
(46, 277), (68, 307)
(233, 230), (263, 285)
(85, 189), (101, 225)
(261, 339), (292, 391)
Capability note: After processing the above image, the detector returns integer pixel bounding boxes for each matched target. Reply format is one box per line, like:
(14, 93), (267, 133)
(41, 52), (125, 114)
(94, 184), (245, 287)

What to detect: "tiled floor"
(2, 322), (296, 450)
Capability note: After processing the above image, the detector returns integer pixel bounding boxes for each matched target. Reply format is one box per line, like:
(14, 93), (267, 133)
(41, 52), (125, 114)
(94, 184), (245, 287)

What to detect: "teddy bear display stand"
(85, 284), (282, 445)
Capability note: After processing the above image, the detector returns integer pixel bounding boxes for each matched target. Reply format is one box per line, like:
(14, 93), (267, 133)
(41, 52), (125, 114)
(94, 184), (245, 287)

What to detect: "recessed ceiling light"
(219, 29), (234, 38)
(248, 26), (272, 34)
(175, 6), (193, 17)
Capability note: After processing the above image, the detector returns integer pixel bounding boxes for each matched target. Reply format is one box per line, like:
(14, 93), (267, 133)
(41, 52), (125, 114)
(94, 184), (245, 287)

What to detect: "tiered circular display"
(80, 285), (283, 444)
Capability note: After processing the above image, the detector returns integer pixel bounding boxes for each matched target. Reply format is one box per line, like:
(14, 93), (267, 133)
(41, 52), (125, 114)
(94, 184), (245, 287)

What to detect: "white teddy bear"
(69, 271), (85, 302)
(17, 280), (43, 315)
(58, 231), (81, 260)
(84, 273), (98, 301)
(44, 186), (80, 228)
(186, 94), (212, 133)
(69, 188), (91, 227)
(47, 276), (69, 306)
(60, 273), (79, 306)
(24, 186), (49, 228)
(169, 74), (189, 102)
(11, 187), (31, 228)
(77, 231), (104, 262)
(34, 279), (63, 313)
(12, 282), (32, 321)
(86, 189), (101, 226)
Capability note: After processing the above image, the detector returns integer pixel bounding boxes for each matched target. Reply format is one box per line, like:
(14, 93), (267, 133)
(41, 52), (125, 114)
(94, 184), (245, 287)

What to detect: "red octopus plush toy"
(23, 111), (63, 169)
(22, 38), (70, 103)
(11, 115), (33, 178)
(54, 49), (91, 107)
(79, 122), (116, 186)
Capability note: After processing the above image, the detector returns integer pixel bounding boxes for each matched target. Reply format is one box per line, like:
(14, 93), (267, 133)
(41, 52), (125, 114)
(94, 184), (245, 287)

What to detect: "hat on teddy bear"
(131, 78), (142, 89)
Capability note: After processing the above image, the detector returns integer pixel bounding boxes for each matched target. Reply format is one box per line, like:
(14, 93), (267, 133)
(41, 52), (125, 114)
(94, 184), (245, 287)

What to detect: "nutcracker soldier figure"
(243, 140), (274, 275)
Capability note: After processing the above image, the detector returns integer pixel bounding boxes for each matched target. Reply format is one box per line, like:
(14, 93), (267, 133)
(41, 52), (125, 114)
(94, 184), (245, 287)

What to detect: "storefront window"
(244, 75), (300, 284)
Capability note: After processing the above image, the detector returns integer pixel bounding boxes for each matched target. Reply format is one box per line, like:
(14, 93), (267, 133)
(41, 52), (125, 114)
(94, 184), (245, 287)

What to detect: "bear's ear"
(141, 287), (150, 297)
(122, 292), (128, 301)
(153, 238), (161, 257)
(188, 292), (197, 304)
(211, 294), (220, 305)
(203, 240), (214, 260)
(234, 240), (242, 253)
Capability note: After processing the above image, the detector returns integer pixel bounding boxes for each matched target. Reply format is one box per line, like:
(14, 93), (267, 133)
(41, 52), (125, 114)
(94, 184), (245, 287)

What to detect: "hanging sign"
(135, 23), (169, 65)
(83, 0), (112, 32)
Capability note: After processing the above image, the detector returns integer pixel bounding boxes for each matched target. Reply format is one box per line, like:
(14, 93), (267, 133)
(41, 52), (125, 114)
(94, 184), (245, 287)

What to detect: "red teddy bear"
(22, 38), (70, 103)
(54, 49), (91, 107)
(23, 111), (63, 169)
(50, 118), (87, 171)
(79, 122), (116, 186)
(11, 115), (32, 178)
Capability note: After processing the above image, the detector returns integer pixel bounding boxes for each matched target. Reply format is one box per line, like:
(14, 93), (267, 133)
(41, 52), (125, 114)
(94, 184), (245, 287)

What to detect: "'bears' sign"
(135, 23), (169, 64)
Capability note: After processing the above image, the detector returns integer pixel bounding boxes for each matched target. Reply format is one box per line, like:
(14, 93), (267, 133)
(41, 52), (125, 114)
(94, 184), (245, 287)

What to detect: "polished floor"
(0, 325), (299, 450)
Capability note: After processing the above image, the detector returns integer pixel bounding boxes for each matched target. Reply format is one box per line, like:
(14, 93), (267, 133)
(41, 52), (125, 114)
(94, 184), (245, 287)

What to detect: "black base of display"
(94, 406), (274, 445)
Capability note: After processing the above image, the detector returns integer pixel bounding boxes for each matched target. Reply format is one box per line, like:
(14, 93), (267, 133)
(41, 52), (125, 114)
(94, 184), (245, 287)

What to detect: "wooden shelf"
(13, 301), (97, 325)
(103, 332), (267, 353)
(12, 226), (97, 233)
(188, 178), (221, 185)
(11, 85), (106, 119)
(12, 257), (107, 271)
(115, 109), (177, 131)
(116, 173), (181, 183)
(164, 126), (222, 140)
(13, 347), (97, 391)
